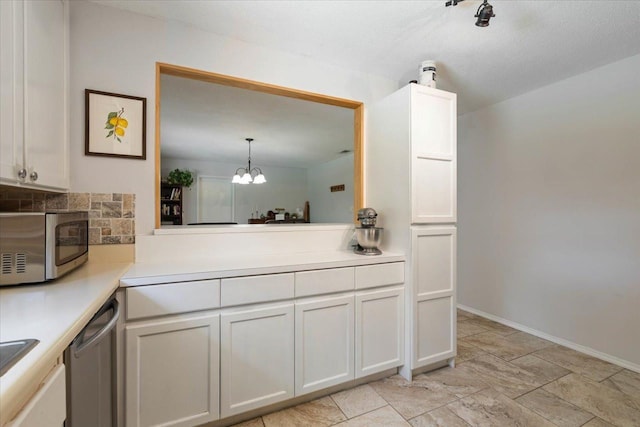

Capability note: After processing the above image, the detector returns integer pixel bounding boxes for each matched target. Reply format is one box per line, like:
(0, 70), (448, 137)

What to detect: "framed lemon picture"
(85, 89), (147, 160)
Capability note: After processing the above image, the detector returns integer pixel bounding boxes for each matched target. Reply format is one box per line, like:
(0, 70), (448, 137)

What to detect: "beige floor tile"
(262, 396), (346, 427)
(456, 309), (476, 321)
(334, 405), (410, 427)
(459, 353), (546, 398)
(368, 375), (458, 419)
(412, 365), (489, 398)
(462, 316), (519, 336)
(331, 384), (387, 419)
(543, 373), (640, 427)
(582, 418), (616, 427)
(408, 406), (470, 427)
(600, 369), (640, 410)
(231, 417), (265, 427)
(515, 388), (594, 427)
(457, 320), (489, 338)
(447, 388), (556, 427)
(463, 331), (553, 361)
(456, 340), (487, 362)
(509, 354), (571, 384)
(533, 345), (623, 381)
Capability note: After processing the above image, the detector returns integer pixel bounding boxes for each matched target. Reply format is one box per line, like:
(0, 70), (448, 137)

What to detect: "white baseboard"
(457, 304), (640, 374)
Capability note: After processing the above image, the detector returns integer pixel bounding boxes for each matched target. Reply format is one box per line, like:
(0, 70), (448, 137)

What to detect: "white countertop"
(121, 250), (405, 286)
(0, 261), (131, 426)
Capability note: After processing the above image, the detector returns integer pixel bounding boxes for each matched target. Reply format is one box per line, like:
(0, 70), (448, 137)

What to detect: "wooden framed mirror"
(155, 62), (364, 228)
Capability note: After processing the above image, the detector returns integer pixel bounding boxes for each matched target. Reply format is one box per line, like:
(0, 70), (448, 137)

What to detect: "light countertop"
(121, 250), (405, 286)
(0, 260), (131, 426)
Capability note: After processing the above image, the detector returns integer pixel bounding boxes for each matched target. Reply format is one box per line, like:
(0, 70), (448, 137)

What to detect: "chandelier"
(231, 138), (266, 184)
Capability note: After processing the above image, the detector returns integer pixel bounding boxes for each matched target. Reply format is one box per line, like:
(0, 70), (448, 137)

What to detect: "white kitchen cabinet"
(0, 0), (69, 190)
(220, 303), (294, 418)
(412, 226), (456, 367)
(367, 83), (457, 379)
(125, 313), (220, 427)
(355, 286), (404, 378)
(411, 85), (457, 223)
(6, 364), (66, 427)
(366, 83), (456, 225)
(295, 294), (354, 395)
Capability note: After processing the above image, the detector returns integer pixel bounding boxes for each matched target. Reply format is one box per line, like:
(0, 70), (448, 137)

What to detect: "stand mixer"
(354, 208), (383, 255)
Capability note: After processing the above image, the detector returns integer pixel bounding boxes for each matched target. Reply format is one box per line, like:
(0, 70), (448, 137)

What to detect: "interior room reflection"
(159, 73), (355, 226)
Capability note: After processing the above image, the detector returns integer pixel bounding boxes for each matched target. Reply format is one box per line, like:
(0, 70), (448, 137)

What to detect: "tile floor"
(232, 309), (640, 427)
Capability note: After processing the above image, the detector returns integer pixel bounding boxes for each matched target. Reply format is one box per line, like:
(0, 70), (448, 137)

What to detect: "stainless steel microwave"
(0, 212), (89, 286)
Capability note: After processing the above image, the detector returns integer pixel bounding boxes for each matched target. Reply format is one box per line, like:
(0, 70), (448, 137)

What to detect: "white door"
(6, 364), (66, 427)
(125, 313), (220, 427)
(410, 85), (456, 223)
(295, 294), (354, 395)
(220, 303), (294, 418)
(412, 226), (457, 368)
(197, 175), (235, 223)
(0, 0), (24, 184)
(23, 0), (68, 189)
(355, 286), (404, 378)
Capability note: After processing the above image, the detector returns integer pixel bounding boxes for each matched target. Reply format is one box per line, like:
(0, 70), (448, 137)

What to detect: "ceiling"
(160, 74), (354, 167)
(92, 0), (640, 115)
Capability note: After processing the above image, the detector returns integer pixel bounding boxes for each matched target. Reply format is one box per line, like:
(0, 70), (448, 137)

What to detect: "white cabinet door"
(0, 0), (68, 190)
(412, 226), (456, 368)
(125, 313), (220, 427)
(355, 286), (404, 378)
(0, 0), (24, 184)
(295, 294), (354, 395)
(7, 364), (66, 427)
(23, 0), (68, 189)
(410, 85), (457, 223)
(220, 303), (294, 418)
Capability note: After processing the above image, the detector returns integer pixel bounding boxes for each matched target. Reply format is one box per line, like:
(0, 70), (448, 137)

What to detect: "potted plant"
(166, 168), (194, 188)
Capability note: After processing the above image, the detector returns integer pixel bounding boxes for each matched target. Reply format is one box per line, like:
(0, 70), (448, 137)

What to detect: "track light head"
(475, 0), (495, 27)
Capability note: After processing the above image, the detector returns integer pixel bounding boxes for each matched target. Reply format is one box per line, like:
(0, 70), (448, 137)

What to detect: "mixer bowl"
(355, 227), (383, 250)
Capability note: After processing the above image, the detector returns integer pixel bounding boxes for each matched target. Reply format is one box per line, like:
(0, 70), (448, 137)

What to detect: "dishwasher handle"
(72, 298), (120, 358)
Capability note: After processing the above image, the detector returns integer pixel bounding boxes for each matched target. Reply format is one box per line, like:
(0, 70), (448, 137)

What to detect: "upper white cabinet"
(0, 0), (69, 190)
(411, 86), (457, 223)
(367, 83), (456, 225)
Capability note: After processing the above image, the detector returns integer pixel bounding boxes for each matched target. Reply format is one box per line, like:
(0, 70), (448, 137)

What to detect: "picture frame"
(85, 89), (147, 160)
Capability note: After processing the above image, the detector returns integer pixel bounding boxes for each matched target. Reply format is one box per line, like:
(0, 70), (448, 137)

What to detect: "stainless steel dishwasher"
(64, 295), (119, 427)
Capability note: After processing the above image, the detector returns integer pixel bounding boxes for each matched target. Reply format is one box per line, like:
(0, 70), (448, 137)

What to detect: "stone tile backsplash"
(0, 188), (135, 245)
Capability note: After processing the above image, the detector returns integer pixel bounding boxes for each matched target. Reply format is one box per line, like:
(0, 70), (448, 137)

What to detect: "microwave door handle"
(72, 299), (120, 358)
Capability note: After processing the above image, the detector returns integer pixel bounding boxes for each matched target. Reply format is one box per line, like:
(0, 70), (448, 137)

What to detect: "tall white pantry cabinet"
(367, 83), (457, 379)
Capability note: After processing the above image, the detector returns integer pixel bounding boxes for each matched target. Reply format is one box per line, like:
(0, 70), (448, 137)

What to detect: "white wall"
(458, 53), (640, 367)
(307, 154), (354, 223)
(162, 157), (307, 224)
(69, 1), (398, 235)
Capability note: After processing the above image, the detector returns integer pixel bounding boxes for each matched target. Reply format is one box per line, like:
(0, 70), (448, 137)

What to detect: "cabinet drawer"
(221, 273), (294, 307)
(295, 267), (354, 297)
(355, 262), (404, 290)
(127, 280), (220, 320)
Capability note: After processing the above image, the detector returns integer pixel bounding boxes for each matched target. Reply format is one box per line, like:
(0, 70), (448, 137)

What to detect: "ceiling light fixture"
(445, 0), (495, 27)
(231, 138), (266, 185)
(474, 0), (495, 27)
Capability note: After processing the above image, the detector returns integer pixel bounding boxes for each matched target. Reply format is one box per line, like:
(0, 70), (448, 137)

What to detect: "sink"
(0, 339), (39, 377)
